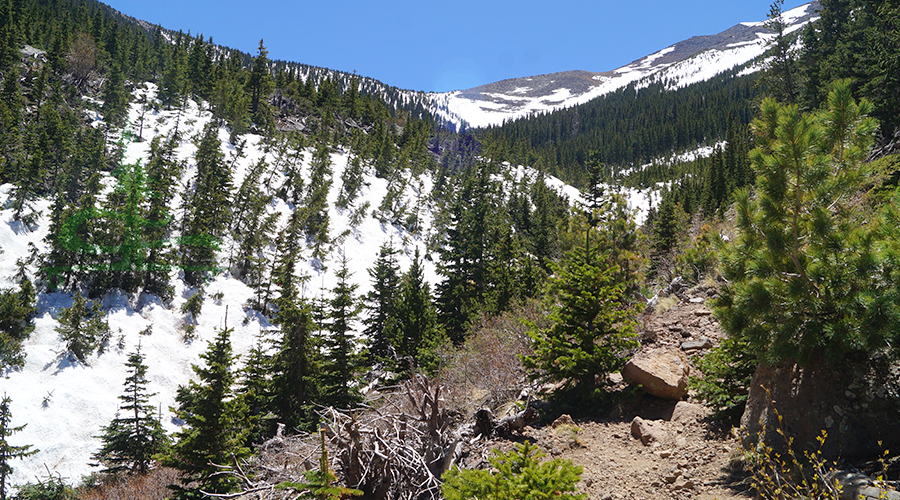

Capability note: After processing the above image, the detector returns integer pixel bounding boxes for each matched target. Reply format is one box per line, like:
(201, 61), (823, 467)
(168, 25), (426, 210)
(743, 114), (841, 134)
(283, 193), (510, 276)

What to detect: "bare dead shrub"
(67, 32), (98, 89)
(438, 300), (546, 415)
(213, 374), (465, 500)
(78, 467), (180, 500)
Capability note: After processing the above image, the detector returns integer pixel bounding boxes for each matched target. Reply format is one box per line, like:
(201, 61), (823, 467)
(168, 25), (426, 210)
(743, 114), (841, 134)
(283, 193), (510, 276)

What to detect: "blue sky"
(104, 0), (809, 93)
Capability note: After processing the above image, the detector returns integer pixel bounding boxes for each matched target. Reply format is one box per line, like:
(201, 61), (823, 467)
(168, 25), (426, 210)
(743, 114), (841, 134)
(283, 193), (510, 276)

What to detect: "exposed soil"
(521, 408), (752, 500)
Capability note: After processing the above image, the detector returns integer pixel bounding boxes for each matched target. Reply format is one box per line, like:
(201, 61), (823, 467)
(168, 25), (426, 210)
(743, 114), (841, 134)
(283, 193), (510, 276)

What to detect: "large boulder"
(623, 347), (691, 400)
(740, 352), (900, 460)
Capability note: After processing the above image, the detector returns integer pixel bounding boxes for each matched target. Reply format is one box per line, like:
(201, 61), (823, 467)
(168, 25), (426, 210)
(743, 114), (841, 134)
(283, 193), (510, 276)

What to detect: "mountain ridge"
(427, 1), (820, 129)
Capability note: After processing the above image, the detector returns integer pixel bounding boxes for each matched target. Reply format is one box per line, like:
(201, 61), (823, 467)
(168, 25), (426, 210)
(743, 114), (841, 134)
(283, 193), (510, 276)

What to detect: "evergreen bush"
(715, 80), (897, 366)
(442, 441), (585, 500)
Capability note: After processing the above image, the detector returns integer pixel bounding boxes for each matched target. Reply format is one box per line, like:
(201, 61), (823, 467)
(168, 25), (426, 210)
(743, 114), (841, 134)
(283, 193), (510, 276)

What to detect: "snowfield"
(1, 84), (440, 488)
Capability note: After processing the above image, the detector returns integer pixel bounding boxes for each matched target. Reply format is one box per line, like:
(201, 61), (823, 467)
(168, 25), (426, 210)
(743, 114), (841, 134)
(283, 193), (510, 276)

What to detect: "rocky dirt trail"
(525, 408), (751, 500)
(496, 282), (755, 499)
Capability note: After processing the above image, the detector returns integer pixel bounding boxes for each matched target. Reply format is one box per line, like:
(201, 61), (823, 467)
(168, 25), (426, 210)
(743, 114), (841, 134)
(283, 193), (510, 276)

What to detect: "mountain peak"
(429, 1), (820, 129)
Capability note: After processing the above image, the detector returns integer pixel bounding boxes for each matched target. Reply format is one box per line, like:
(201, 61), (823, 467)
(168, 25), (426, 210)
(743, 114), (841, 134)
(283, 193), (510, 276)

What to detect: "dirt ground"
(503, 283), (756, 499)
(522, 410), (753, 500)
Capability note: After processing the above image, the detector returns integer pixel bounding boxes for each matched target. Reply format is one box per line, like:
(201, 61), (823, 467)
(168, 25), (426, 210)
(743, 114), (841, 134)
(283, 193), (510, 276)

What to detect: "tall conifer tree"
(271, 298), (318, 433)
(181, 124), (232, 286)
(364, 242), (399, 364)
(386, 249), (443, 374)
(320, 255), (362, 409)
(93, 345), (169, 477)
(247, 39), (274, 133)
(0, 395), (37, 500)
(164, 327), (249, 498)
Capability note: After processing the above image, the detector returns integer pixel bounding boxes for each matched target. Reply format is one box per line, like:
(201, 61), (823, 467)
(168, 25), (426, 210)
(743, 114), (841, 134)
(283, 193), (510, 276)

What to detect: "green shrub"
(442, 441), (586, 500)
(715, 80), (899, 367)
(674, 223), (721, 285)
(12, 477), (77, 500)
(691, 333), (757, 421)
(522, 243), (638, 394)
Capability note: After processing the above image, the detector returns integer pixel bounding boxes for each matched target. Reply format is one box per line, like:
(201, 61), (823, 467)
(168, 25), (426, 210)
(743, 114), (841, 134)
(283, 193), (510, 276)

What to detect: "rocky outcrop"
(740, 352), (900, 459)
(623, 347), (691, 400)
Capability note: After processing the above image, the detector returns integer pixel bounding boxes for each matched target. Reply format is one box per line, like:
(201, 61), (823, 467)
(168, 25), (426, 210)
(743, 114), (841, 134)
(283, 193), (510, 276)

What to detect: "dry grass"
(653, 295), (680, 315)
(78, 467), (180, 500)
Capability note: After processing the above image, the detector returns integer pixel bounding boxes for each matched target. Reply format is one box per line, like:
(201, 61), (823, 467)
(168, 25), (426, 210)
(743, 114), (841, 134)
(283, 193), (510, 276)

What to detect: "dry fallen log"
(494, 405), (540, 436)
(471, 403), (539, 439)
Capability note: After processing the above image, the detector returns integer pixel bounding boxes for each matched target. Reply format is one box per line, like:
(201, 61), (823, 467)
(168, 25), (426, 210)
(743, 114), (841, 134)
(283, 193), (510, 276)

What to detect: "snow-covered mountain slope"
(427, 1), (819, 129)
(0, 83), (610, 489)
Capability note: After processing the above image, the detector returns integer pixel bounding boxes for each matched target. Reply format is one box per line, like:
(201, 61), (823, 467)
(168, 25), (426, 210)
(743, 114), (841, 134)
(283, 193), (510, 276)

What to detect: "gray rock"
(681, 337), (713, 351)
(740, 353), (900, 460)
(831, 471), (900, 500)
(669, 401), (708, 423)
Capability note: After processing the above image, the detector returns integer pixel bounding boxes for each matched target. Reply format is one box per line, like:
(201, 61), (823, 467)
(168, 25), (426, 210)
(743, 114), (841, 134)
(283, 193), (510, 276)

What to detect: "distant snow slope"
(427, 1), (819, 129)
(0, 84), (595, 489)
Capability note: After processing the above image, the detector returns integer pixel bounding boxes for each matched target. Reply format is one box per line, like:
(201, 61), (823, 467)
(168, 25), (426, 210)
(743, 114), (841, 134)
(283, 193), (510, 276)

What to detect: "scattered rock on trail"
(681, 337), (713, 352)
(552, 414), (576, 428)
(623, 347), (691, 400)
(631, 416), (667, 445)
(667, 401), (708, 424)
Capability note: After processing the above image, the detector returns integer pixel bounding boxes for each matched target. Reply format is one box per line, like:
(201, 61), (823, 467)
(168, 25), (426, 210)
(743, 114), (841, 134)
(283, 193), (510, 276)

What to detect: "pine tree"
(158, 33), (186, 108)
(527, 176), (567, 268)
(236, 331), (274, 445)
(761, 0), (798, 102)
(436, 163), (499, 343)
(363, 242), (399, 364)
(164, 327), (250, 497)
(320, 255), (362, 409)
(144, 135), (181, 301)
(186, 37), (214, 100)
(230, 157), (278, 286)
(266, 209), (306, 312)
(1, 394), (38, 500)
(715, 80), (900, 365)
(0, 263), (36, 370)
(93, 160), (152, 294)
(101, 61), (129, 127)
(336, 138), (367, 210)
(442, 441), (585, 500)
(181, 124), (232, 286)
(246, 39), (274, 133)
(649, 192), (685, 274)
(211, 53), (251, 140)
(385, 249), (444, 374)
(522, 242), (639, 394)
(92, 345), (169, 477)
(1, 68), (25, 193)
(55, 291), (111, 363)
(272, 132), (306, 206)
(271, 297), (318, 433)
(300, 136), (333, 260)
